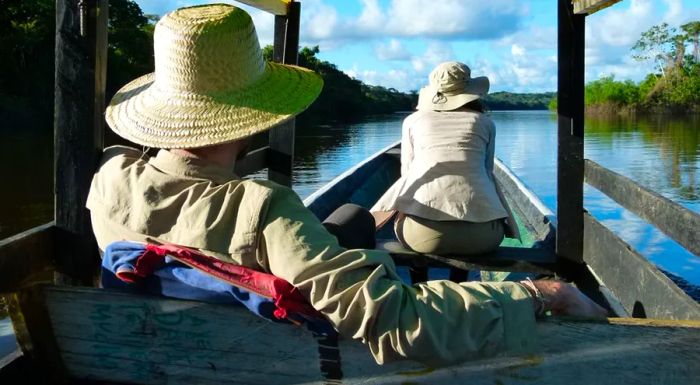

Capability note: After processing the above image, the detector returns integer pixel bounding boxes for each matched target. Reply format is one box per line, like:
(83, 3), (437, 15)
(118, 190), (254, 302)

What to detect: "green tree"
(263, 45), (417, 122)
(681, 21), (700, 63)
(0, 0), (55, 133)
(632, 23), (676, 77)
(106, 0), (155, 97)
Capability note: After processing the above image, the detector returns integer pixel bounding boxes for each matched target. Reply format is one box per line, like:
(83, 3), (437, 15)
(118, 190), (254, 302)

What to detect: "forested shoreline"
(550, 21), (700, 115)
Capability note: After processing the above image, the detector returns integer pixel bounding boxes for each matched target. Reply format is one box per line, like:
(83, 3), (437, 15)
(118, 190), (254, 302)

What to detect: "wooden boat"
(4, 141), (700, 385)
(1, 0), (700, 384)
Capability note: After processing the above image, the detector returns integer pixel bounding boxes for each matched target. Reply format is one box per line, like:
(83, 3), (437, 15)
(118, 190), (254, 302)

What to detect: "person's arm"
(260, 184), (538, 366)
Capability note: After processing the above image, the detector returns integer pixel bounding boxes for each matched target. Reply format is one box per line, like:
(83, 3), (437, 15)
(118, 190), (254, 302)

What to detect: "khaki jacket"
(372, 110), (518, 237)
(87, 146), (537, 366)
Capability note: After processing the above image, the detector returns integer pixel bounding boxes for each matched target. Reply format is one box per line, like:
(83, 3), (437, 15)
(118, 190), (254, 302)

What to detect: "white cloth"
(373, 110), (515, 231)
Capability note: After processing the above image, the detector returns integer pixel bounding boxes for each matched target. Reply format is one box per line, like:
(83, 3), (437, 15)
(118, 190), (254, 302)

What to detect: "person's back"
(395, 109), (507, 223)
(372, 62), (518, 255)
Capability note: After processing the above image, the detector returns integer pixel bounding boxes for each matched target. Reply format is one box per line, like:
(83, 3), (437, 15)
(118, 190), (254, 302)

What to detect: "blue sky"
(134, 0), (700, 92)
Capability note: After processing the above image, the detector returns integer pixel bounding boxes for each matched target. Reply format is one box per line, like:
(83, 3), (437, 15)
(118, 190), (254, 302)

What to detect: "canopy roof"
(235, 0), (292, 16)
(573, 0), (623, 15)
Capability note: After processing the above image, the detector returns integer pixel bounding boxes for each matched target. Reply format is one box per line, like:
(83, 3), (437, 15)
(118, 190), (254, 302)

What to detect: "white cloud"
(497, 26), (557, 51)
(375, 39), (411, 61)
(511, 44), (526, 57)
(410, 42), (455, 73)
(474, 47), (557, 92)
(298, 0), (527, 46)
(384, 0), (525, 39)
(345, 67), (419, 92)
(356, 0), (384, 33)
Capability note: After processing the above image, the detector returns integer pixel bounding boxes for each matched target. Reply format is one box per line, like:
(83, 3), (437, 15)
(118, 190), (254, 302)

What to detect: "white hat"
(105, 4), (323, 149)
(416, 61), (489, 111)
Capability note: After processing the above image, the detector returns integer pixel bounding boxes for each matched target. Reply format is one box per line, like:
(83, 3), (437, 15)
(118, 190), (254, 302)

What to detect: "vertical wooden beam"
(556, 0), (586, 263)
(54, 0), (108, 284)
(268, 1), (300, 186)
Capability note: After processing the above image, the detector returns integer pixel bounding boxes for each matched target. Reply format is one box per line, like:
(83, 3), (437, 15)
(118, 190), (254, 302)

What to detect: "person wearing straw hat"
(87, 4), (606, 368)
(372, 61), (520, 256)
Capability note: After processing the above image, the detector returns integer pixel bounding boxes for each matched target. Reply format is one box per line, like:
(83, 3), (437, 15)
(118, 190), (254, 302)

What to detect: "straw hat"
(416, 61), (489, 111)
(106, 4), (323, 149)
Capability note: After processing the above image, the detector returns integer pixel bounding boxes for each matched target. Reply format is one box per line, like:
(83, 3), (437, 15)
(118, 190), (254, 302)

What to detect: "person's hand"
(523, 279), (609, 319)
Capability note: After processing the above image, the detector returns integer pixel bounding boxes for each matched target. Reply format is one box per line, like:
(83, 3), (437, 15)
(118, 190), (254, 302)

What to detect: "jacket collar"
(149, 149), (239, 185)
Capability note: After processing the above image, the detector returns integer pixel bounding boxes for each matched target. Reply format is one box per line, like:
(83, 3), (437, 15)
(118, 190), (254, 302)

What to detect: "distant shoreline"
(585, 103), (700, 116)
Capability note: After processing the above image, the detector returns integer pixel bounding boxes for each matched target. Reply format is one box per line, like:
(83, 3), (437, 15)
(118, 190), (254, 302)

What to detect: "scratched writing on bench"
(87, 301), (219, 379)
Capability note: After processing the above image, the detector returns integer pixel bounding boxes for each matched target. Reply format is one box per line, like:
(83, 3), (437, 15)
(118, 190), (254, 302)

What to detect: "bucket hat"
(106, 4), (323, 149)
(416, 61), (489, 111)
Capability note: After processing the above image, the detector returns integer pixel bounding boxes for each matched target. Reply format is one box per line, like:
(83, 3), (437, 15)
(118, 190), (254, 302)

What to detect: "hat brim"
(106, 62), (323, 149)
(416, 76), (489, 111)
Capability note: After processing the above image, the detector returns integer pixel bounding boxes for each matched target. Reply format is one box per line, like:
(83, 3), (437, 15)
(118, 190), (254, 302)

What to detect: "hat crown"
(429, 61), (472, 94)
(153, 4), (264, 95)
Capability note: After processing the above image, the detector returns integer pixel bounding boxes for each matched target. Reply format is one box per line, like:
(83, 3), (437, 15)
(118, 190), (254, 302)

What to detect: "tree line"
(550, 21), (700, 114)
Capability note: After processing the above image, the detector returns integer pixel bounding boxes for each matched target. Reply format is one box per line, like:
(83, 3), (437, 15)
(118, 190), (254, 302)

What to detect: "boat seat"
(378, 239), (557, 282)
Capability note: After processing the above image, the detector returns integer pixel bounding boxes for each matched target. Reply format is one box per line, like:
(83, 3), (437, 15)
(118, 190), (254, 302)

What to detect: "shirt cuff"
(488, 281), (539, 353)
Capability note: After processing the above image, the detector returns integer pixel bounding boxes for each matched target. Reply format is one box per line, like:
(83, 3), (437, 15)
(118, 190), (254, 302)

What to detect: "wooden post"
(556, 0), (586, 263)
(268, 1), (300, 186)
(53, 0), (108, 284)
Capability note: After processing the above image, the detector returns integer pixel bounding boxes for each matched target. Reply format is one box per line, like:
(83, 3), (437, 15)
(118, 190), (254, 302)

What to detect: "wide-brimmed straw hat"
(106, 4), (323, 149)
(416, 61), (489, 111)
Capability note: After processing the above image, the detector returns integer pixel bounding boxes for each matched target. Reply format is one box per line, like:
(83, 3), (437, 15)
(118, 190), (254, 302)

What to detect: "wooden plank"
(267, 2), (300, 187)
(583, 212), (700, 320)
(585, 159), (700, 257)
(381, 241), (557, 274)
(7, 286), (67, 382)
(234, 0), (290, 16)
(304, 141), (399, 219)
(572, 0), (622, 15)
(233, 146), (269, 177)
(495, 159), (556, 241)
(0, 223), (55, 293)
(556, 0), (586, 263)
(15, 286), (700, 385)
(53, 0), (107, 284)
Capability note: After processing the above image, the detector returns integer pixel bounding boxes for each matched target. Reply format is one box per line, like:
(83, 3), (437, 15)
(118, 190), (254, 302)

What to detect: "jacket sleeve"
(400, 118), (414, 176)
(485, 118), (496, 177)
(260, 185), (538, 366)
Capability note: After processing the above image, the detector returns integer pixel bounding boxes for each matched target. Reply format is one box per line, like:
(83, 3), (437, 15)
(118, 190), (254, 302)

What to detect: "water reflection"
(586, 115), (700, 204)
(293, 114), (408, 198)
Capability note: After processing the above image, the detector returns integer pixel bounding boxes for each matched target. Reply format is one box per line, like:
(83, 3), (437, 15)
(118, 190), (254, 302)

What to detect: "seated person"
(372, 61), (518, 256)
(87, 4), (607, 367)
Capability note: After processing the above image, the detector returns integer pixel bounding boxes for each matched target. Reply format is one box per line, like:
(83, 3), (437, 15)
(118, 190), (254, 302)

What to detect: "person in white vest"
(372, 61), (520, 256)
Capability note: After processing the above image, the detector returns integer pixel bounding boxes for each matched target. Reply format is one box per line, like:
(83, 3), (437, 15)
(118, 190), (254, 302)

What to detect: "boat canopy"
(573, 0), (623, 15)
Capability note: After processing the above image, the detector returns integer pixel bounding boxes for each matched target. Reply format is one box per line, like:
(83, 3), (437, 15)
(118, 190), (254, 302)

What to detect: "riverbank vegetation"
(484, 92), (555, 110)
(550, 21), (700, 115)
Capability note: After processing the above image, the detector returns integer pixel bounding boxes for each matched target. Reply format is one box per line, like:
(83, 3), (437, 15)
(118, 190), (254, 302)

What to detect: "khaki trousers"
(395, 214), (505, 255)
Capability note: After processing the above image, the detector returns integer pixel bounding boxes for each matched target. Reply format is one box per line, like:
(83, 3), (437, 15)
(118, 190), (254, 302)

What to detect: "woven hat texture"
(417, 61), (489, 111)
(106, 4), (323, 148)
